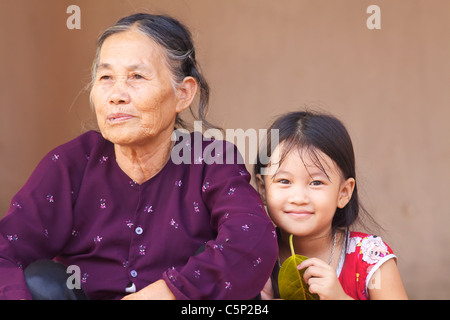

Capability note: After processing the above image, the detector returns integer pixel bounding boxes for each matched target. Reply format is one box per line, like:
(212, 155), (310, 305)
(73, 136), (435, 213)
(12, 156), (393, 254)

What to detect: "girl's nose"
(287, 186), (309, 205)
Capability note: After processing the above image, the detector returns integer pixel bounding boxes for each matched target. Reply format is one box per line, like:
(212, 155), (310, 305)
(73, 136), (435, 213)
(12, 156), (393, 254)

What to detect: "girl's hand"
(298, 258), (352, 300)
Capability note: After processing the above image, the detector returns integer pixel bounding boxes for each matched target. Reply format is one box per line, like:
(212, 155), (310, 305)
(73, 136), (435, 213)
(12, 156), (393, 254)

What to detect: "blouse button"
(125, 282), (136, 293)
(135, 227), (143, 235)
(130, 270), (138, 278)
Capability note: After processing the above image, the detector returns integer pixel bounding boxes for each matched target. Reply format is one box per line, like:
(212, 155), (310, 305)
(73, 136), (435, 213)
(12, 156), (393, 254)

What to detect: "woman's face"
(91, 29), (185, 146)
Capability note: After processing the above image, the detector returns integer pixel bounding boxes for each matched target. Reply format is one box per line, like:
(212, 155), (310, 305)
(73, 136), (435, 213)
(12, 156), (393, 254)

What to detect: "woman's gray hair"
(91, 13), (213, 129)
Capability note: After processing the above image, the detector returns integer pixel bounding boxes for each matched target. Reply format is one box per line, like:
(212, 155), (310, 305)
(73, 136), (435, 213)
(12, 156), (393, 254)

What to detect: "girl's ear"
(337, 177), (355, 208)
(255, 173), (267, 205)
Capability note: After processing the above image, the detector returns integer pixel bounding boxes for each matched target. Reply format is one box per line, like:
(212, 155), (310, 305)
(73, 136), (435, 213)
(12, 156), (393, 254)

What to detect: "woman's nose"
(109, 78), (131, 105)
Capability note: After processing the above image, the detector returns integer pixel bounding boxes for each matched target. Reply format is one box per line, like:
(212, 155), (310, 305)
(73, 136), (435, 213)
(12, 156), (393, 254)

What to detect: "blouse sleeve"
(163, 139), (278, 299)
(0, 146), (81, 299)
(340, 232), (397, 300)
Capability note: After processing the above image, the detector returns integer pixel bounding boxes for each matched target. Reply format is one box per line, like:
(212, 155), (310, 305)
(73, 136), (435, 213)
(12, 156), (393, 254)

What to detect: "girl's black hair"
(254, 110), (380, 237)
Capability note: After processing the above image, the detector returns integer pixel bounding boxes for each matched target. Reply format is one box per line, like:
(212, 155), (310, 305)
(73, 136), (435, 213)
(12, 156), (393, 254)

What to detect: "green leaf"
(278, 234), (319, 300)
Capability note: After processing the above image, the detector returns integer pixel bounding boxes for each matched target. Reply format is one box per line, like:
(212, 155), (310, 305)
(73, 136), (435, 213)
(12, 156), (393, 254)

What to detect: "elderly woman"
(0, 13), (277, 300)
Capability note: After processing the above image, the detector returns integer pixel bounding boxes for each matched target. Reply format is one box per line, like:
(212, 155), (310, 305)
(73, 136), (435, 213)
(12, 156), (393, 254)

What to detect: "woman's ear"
(175, 76), (198, 113)
(337, 177), (355, 208)
(255, 173), (267, 205)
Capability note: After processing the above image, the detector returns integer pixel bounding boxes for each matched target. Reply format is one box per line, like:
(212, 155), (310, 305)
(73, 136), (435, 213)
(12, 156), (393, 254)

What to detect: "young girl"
(254, 111), (408, 300)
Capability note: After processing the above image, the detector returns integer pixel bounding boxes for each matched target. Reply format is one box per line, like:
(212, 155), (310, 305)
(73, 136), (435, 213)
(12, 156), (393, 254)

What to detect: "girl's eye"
(278, 179), (291, 185)
(310, 180), (323, 186)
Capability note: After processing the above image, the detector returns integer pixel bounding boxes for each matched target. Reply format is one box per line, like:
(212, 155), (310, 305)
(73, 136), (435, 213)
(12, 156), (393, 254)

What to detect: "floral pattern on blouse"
(338, 232), (396, 300)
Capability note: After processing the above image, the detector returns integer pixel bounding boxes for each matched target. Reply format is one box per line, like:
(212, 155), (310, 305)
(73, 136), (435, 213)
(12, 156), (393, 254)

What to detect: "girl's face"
(256, 144), (355, 239)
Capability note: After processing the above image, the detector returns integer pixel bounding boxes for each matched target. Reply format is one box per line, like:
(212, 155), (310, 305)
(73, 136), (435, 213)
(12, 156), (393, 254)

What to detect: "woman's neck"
(114, 132), (174, 185)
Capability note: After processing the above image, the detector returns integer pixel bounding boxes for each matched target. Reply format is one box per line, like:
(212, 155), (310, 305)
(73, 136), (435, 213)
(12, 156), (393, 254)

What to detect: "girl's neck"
(278, 229), (344, 267)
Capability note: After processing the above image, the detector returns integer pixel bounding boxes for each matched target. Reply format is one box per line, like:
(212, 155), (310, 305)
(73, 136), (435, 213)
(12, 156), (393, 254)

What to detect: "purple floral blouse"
(0, 131), (278, 300)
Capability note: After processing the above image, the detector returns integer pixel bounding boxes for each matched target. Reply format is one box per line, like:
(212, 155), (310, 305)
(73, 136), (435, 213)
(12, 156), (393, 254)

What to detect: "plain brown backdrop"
(1, 0), (449, 299)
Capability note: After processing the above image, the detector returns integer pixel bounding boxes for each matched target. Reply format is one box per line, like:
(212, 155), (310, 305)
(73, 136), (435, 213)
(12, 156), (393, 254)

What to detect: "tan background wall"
(1, 0), (449, 299)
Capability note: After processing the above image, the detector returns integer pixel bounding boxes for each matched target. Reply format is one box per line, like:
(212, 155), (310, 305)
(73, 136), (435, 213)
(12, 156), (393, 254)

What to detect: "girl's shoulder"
(346, 231), (395, 261)
(339, 231), (397, 299)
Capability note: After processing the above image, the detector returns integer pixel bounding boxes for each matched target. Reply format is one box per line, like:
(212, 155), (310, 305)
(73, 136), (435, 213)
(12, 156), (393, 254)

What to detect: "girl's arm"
(261, 277), (275, 300)
(367, 258), (408, 299)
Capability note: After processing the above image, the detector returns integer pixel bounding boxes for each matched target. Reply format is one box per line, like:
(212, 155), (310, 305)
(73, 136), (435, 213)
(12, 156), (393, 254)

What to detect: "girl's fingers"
(297, 257), (325, 270)
(302, 265), (324, 283)
(298, 258), (334, 283)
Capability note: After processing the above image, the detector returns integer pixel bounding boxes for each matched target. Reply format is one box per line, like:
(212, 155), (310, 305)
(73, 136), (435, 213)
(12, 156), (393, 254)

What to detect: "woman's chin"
(100, 127), (140, 146)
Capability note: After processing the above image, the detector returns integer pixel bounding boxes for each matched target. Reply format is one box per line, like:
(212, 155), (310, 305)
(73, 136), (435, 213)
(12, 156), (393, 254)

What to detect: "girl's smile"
(285, 211), (314, 219)
(256, 143), (355, 240)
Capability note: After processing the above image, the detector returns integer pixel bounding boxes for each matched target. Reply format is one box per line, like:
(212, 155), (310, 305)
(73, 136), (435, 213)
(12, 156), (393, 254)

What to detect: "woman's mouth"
(107, 113), (135, 123)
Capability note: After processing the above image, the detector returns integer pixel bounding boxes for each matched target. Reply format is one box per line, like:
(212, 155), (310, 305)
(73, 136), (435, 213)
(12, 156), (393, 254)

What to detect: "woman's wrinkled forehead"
(93, 26), (165, 76)
(97, 28), (165, 66)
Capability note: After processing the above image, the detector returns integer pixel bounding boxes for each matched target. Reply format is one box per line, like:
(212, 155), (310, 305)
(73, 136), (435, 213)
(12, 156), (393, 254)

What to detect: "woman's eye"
(132, 73), (144, 80)
(99, 75), (111, 81)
